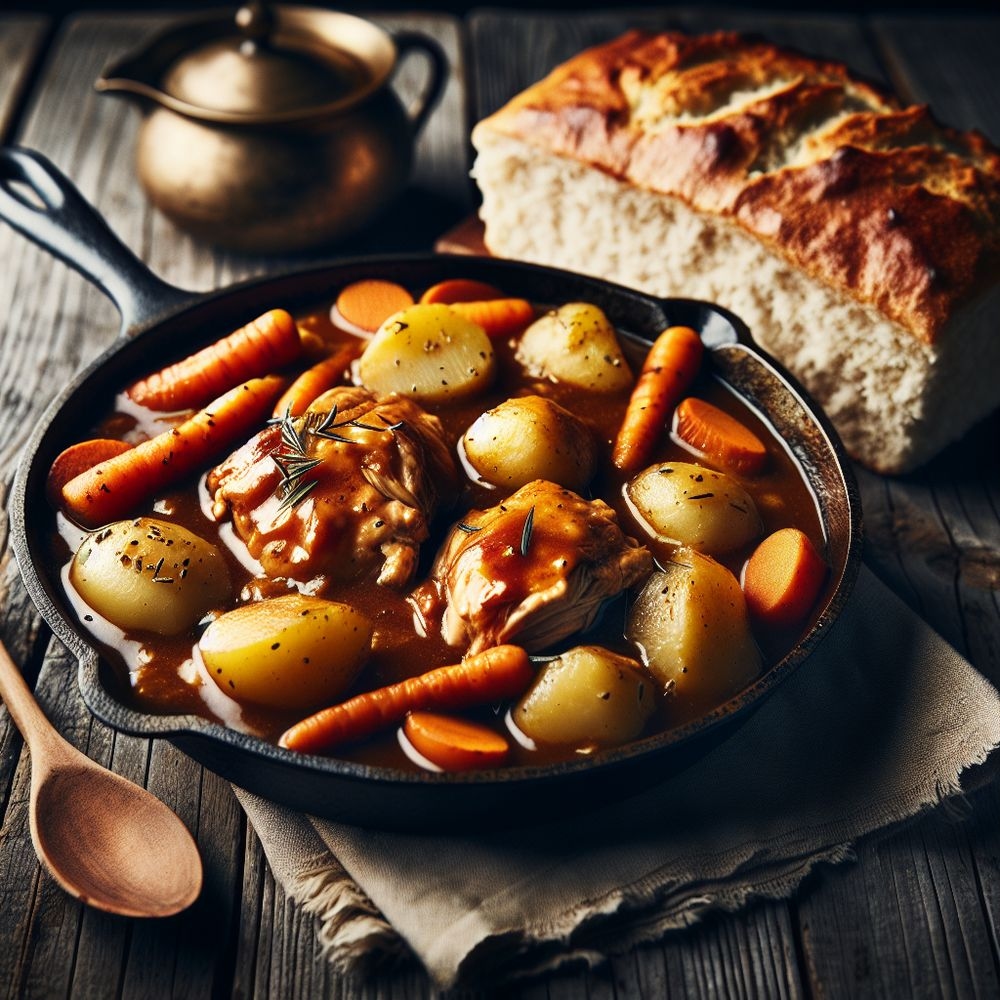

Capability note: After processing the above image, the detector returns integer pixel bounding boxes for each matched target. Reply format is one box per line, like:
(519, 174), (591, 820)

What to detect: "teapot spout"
(96, 55), (170, 108)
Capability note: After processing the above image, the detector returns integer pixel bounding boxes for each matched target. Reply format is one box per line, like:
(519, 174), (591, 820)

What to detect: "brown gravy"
(49, 292), (826, 771)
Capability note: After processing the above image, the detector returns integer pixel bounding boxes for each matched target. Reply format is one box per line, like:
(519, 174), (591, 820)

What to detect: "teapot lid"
(97, 4), (396, 124)
(164, 4), (360, 115)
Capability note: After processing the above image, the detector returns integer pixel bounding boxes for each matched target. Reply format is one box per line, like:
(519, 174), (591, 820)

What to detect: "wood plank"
(873, 15), (1000, 141)
(0, 14), (49, 140)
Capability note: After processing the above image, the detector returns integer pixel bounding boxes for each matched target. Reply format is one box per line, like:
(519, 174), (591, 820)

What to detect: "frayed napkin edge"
(290, 853), (416, 977)
(447, 842), (859, 988)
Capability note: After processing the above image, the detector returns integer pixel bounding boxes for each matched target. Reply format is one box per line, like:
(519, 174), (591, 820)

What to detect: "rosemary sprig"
(308, 405), (408, 443)
(277, 476), (320, 513)
(269, 403), (409, 513)
(272, 408), (320, 511)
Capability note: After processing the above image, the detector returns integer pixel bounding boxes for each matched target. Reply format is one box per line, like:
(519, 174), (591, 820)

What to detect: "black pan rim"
(10, 252), (863, 802)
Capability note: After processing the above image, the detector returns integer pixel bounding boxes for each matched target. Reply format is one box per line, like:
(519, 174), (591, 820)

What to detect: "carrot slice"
(743, 528), (828, 629)
(674, 397), (768, 476)
(612, 325), (703, 472)
(447, 298), (535, 338)
(419, 278), (504, 305)
(126, 309), (301, 411)
(61, 376), (285, 528)
(46, 439), (133, 507)
(271, 343), (361, 418)
(278, 644), (533, 755)
(334, 280), (414, 333)
(403, 711), (511, 771)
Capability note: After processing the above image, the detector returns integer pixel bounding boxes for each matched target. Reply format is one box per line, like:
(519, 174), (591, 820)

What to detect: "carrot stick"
(271, 343), (361, 418)
(674, 396), (768, 476)
(46, 439), (132, 507)
(62, 376), (285, 528)
(743, 528), (828, 629)
(278, 644), (533, 755)
(612, 325), (703, 472)
(403, 711), (511, 771)
(334, 279), (414, 333)
(419, 278), (503, 305)
(448, 298), (536, 338)
(126, 309), (301, 411)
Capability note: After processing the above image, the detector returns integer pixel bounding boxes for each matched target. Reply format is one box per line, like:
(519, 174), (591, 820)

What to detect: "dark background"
(14, 1), (994, 15)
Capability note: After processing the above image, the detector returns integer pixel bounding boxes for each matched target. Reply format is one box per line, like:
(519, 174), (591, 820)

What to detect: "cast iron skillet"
(0, 147), (861, 831)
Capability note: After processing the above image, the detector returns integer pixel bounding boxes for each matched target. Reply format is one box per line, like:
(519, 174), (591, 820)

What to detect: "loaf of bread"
(471, 30), (1000, 473)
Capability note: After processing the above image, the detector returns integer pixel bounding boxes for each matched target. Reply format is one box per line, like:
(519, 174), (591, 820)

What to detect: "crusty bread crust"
(473, 30), (1000, 347)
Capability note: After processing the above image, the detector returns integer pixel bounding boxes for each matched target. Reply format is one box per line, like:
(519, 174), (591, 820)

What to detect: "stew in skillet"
(46, 275), (829, 773)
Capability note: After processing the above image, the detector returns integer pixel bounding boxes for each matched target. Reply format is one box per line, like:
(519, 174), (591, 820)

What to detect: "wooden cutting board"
(434, 214), (489, 256)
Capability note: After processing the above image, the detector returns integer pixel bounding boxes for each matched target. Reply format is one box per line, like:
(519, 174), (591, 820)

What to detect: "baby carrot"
(126, 308), (301, 411)
(674, 396), (768, 476)
(419, 278), (503, 305)
(612, 325), (703, 472)
(278, 644), (533, 755)
(403, 711), (511, 771)
(271, 343), (360, 418)
(334, 279), (414, 333)
(61, 376), (284, 528)
(743, 528), (828, 629)
(448, 298), (536, 338)
(46, 438), (132, 507)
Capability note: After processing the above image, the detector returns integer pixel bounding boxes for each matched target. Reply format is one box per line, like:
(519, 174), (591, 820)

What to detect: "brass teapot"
(96, 3), (446, 253)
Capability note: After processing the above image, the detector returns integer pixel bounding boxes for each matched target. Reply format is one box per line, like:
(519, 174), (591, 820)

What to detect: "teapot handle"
(391, 31), (448, 137)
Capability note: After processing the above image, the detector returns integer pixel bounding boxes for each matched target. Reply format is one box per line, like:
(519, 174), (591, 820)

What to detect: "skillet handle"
(0, 146), (200, 337)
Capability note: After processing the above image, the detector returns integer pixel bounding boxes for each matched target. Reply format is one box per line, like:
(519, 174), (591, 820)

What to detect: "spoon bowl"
(0, 640), (202, 917)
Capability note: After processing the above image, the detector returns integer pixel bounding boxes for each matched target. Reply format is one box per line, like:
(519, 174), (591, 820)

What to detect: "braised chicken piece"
(412, 479), (653, 654)
(208, 386), (458, 587)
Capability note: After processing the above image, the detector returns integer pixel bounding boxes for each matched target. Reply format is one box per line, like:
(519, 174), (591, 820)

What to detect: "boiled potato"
(462, 395), (597, 491)
(200, 594), (372, 710)
(627, 548), (761, 715)
(357, 303), (495, 403)
(625, 461), (763, 555)
(513, 645), (655, 749)
(515, 303), (633, 392)
(70, 518), (231, 636)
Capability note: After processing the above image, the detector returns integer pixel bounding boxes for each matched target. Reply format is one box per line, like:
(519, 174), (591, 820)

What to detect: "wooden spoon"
(0, 640), (202, 917)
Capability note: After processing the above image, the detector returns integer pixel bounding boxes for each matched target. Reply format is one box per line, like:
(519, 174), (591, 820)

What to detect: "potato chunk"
(625, 461), (763, 555)
(513, 645), (655, 749)
(627, 548), (761, 715)
(357, 303), (495, 402)
(200, 594), (372, 710)
(461, 395), (597, 491)
(515, 303), (633, 392)
(70, 518), (231, 636)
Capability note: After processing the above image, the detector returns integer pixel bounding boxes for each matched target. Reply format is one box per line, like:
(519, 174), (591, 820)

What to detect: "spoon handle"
(0, 640), (67, 761)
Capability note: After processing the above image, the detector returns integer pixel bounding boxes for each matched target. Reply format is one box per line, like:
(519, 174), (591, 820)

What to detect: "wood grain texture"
(0, 14), (49, 141)
(1, 8), (999, 1000)
(873, 15), (1000, 140)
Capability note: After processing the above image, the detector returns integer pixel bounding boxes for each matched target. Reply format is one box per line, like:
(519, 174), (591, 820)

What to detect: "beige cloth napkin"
(235, 565), (1000, 988)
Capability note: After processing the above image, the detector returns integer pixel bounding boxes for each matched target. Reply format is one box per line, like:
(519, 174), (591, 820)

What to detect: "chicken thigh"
(208, 386), (457, 587)
(413, 479), (653, 653)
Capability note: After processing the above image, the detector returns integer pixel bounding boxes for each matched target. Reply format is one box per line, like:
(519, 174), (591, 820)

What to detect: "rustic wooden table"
(1, 7), (998, 998)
